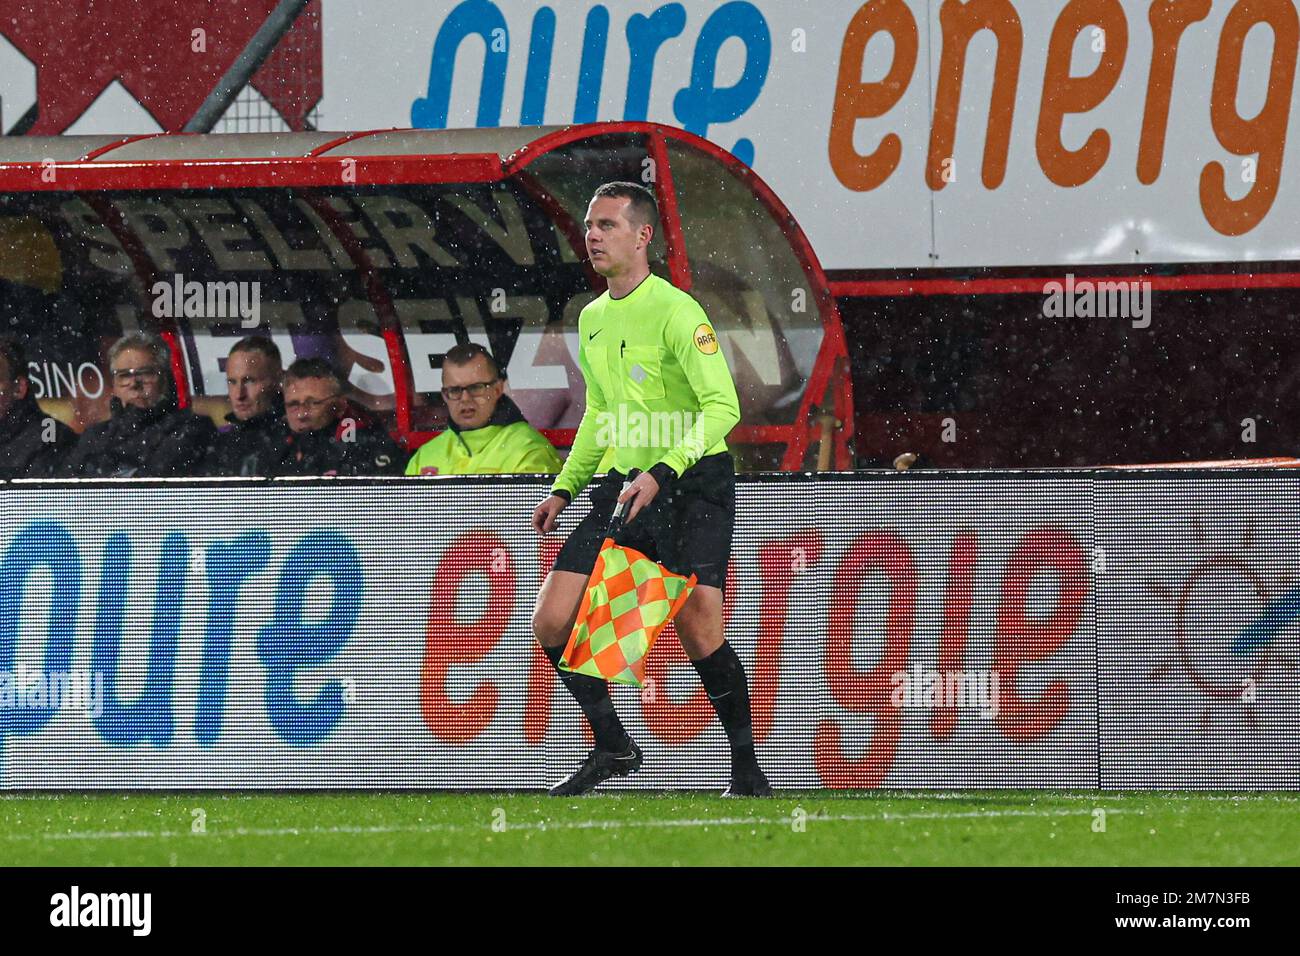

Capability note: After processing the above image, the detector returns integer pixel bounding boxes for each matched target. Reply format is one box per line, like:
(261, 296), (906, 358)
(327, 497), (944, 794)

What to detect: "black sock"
(542, 644), (630, 753)
(691, 641), (759, 773)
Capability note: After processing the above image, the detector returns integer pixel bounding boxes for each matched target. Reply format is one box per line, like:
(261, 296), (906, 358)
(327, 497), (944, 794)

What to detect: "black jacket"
(60, 395), (217, 478)
(0, 397), (79, 478)
(205, 400), (286, 477)
(265, 405), (406, 477)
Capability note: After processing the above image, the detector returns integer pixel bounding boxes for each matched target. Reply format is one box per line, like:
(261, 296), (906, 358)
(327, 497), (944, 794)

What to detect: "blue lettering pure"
(0, 521), (366, 778)
(0, 521), (80, 756)
(91, 532), (185, 746)
(672, 1), (770, 166)
(574, 5), (610, 123)
(196, 532), (271, 746)
(624, 3), (687, 121)
(520, 7), (557, 125)
(257, 531), (362, 746)
(411, 0), (509, 128)
(412, 2), (768, 142)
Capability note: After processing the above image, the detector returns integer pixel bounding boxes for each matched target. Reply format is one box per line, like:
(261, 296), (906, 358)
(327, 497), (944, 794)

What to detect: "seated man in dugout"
(277, 357), (405, 477)
(61, 331), (216, 478)
(0, 336), (78, 479)
(406, 342), (562, 476)
(206, 335), (285, 476)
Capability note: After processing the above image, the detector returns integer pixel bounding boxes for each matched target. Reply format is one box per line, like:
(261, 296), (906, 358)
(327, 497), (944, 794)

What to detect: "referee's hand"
(617, 471), (660, 525)
(533, 494), (568, 535)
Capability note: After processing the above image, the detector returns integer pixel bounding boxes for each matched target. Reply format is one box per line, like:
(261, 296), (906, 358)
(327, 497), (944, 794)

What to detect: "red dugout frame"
(0, 122), (854, 470)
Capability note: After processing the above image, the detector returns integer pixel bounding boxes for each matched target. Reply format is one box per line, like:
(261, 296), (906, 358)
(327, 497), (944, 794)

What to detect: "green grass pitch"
(3, 790), (1298, 866)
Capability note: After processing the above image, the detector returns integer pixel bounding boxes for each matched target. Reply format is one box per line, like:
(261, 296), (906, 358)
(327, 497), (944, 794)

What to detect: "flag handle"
(607, 469), (642, 538)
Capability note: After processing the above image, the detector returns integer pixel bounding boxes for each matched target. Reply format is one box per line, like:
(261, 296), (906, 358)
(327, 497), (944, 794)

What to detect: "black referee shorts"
(552, 452), (735, 589)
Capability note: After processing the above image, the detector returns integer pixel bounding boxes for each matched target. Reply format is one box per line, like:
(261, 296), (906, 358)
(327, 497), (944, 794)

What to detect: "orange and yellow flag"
(560, 537), (697, 687)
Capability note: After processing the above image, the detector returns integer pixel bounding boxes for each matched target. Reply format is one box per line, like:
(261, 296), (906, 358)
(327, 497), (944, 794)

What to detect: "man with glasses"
(405, 343), (561, 476)
(62, 331), (215, 478)
(276, 357), (404, 476)
(0, 336), (78, 478)
(206, 335), (285, 476)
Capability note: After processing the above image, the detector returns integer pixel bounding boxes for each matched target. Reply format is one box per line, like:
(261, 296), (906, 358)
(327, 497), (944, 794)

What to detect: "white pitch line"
(1, 806), (1129, 843)
(5, 791), (1294, 802)
(848, 791), (1300, 803)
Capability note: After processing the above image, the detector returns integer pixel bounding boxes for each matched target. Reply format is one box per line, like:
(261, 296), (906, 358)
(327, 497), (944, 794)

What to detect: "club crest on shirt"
(693, 324), (719, 354)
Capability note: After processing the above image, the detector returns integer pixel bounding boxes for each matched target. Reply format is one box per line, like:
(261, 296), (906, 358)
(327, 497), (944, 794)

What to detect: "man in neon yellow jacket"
(406, 343), (561, 476)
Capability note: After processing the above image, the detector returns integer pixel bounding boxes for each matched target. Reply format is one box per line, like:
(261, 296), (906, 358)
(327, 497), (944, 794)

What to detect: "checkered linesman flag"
(560, 479), (697, 687)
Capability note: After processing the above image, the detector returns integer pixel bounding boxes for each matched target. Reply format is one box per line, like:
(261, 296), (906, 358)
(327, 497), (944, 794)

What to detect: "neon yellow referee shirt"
(551, 273), (740, 500)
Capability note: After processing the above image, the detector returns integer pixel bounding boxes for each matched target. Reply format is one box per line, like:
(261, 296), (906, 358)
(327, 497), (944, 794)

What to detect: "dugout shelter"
(0, 122), (852, 472)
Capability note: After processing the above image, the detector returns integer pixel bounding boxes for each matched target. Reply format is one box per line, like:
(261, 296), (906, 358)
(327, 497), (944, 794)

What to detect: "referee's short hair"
(592, 181), (659, 233)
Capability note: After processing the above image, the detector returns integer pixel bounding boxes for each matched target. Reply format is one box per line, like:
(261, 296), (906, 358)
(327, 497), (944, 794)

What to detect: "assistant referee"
(531, 181), (771, 797)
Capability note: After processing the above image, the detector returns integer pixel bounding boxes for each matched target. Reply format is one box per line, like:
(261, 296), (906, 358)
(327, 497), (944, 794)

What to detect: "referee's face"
(585, 196), (646, 279)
